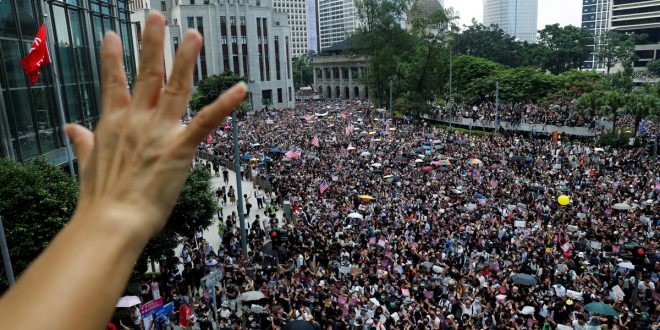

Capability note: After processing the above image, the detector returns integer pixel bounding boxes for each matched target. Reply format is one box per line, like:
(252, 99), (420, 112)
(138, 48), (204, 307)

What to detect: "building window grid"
(1, 0), (137, 161)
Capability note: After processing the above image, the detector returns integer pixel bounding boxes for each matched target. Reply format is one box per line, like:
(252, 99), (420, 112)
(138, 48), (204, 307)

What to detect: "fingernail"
(64, 124), (76, 140)
(234, 82), (247, 94)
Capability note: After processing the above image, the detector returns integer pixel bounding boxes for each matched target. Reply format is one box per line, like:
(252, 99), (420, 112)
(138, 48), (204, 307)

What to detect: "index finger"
(180, 82), (247, 147)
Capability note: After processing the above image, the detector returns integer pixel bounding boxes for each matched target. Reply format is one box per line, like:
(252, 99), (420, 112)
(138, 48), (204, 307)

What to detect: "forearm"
(0, 213), (148, 330)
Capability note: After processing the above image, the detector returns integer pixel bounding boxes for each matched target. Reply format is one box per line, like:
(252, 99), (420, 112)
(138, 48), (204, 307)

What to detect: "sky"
(444, 0), (583, 31)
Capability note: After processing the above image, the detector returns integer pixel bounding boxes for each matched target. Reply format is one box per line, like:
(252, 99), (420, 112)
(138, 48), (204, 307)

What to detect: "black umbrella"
(512, 273), (538, 286)
(284, 320), (315, 330)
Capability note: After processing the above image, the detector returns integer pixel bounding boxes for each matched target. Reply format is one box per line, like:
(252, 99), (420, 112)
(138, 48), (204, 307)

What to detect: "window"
(174, 18), (178, 26)
(173, 36), (179, 50)
(241, 36), (247, 44)
(196, 16), (203, 33)
(220, 16), (226, 25)
(277, 88), (283, 103)
(221, 36), (227, 44)
(240, 16), (246, 26)
(289, 87), (292, 101)
(161, 1), (166, 11)
(230, 16), (236, 26)
(187, 17), (194, 28)
(231, 36), (237, 44)
(190, 0), (194, 4)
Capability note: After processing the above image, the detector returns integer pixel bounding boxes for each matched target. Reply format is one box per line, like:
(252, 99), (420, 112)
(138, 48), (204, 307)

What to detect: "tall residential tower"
(483, 0), (538, 43)
(273, 0), (318, 57)
(581, 0), (611, 71)
(610, 0), (660, 70)
(317, 0), (359, 50)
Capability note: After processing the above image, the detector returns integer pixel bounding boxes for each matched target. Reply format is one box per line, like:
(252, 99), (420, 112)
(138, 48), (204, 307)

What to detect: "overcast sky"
(444, 0), (583, 30)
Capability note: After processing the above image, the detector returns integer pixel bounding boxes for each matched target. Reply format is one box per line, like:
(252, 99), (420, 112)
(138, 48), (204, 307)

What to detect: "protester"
(153, 99), (659, 329)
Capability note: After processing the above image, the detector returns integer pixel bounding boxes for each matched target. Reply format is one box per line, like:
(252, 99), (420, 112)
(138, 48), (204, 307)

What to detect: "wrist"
(70, 206), (153, 250)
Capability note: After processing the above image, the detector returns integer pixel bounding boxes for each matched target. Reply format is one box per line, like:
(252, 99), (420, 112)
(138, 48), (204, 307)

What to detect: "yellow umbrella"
(250, 158), (259, 161)
(358, 195), (374, 200)
(368, 131), (377, 135)
(389, 128), (397, 131)
(383, 175), (393, 179)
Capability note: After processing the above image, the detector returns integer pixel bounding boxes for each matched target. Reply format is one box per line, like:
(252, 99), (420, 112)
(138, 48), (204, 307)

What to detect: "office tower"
(0, 0), (137, 167)
(132, 0), (295, 110)
(483, 0), (538, 43)
(273, 0), (318, 57)
(610, 0), (660, 70)
(581, 0), (611, 71)
(317, 0), (358, 50)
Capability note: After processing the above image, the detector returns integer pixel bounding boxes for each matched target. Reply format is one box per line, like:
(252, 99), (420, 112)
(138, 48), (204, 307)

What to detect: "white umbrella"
(116, 296), (141, 308)
(238, 290), (266, 301)
(594, 147), (605, 152)
(369, 298), (381, 306)
(521, 306), (535, 315)
(415, 159), (423, 163)
(360, 151), (371, 157)
(348, 213), (364, 220)
(612, 203), (631, 211)
(370, 163), (382, 168)
(347, 146), (356, 151)
(617, 261), (635, 270)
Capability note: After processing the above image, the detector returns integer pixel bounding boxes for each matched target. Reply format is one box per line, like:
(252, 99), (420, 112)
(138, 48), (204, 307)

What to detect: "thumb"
(65, 123), (95, 171)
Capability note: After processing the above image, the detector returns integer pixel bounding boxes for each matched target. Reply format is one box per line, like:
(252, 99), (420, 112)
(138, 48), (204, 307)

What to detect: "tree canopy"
(0, 158), (78, 291)
(188, 73), (246, 114)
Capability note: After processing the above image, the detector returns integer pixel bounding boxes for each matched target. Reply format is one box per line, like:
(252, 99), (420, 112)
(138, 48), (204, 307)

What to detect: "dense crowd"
(130, 100), (658, 330)
(436, 103), (593, 128)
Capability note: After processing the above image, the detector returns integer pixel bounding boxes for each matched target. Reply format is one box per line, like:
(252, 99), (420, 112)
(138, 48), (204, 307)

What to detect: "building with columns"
(131, 0), (295, 110)
(312, 39), (368, 99)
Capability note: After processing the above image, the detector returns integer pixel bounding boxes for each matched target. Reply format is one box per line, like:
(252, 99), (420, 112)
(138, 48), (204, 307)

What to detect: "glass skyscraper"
(0, 0), (136, 168)
(483, 0), (538, 43)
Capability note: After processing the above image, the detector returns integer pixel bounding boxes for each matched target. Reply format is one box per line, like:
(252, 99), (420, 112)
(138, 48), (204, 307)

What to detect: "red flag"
(311, 136), (320, 148)
(207, 134), (212, 144)
(20, 23), (51, 84)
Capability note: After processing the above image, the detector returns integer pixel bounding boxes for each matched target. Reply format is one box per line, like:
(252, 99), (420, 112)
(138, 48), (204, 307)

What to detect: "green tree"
(625, 92), (659, 135)
(188, 73), (246, 113)
(596, 31), (637, 75)
(0, 158), (78, 291)
(537, 24), (593, 74)
(262, 98), (273, 111)
(292, 52), (314, 90)
(574, 91), (605, 125)
(646, 59), (660, 76)
(602, 90), (626, 132)
(397, 8), (453, 115)
(134, 164), (218, 276)
(451, 21), (541, 68)
(354, 0), (415, 106)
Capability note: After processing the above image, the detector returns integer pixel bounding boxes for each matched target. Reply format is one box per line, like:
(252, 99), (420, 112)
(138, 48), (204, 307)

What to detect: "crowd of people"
(129, 100), (658, 330)
(435, 103), (593, 128)
(435, 102), (660, 136)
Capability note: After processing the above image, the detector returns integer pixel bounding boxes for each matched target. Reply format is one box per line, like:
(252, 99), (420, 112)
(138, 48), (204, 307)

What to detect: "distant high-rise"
(317, 0), (359, 50)
(581, 0), (611, 71)
(483, 0), (538, 43)
(610, 0), (660, 70)
(406, 0), (445, 32)
(273, 0), (318, 57)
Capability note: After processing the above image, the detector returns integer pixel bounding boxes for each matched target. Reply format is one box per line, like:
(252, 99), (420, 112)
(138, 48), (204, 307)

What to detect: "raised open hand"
(66, 12), (246, 239)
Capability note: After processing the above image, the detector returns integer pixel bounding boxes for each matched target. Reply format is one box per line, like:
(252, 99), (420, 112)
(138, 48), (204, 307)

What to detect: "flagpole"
(43, 6), (76, 178)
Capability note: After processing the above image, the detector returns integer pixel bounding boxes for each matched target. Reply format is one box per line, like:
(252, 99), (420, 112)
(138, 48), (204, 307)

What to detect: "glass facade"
(0, 0), (136, 166)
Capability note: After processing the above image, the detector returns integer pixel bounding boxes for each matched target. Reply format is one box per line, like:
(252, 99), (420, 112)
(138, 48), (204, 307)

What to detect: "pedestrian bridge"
(421, 115), (613, 137)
